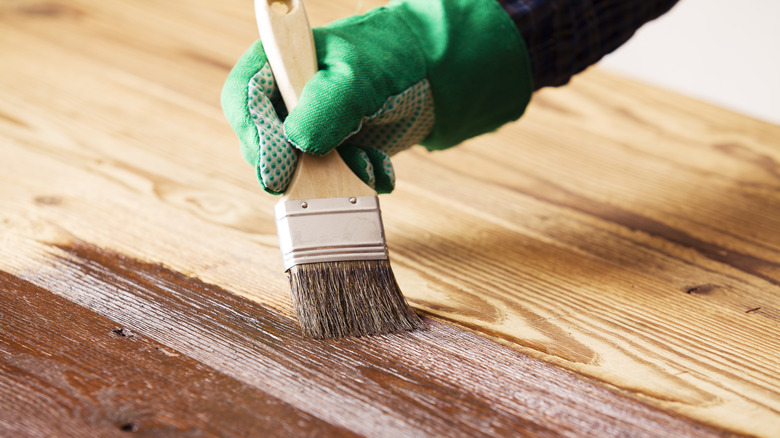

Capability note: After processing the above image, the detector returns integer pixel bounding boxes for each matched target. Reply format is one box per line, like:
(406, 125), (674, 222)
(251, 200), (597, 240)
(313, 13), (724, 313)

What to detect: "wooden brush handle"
(254, 0), (376, 200)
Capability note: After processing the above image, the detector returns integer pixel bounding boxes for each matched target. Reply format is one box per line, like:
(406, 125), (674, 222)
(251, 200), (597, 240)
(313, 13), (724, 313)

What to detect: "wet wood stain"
(0, 268), (353, 437)
(1, 241), (730, 437)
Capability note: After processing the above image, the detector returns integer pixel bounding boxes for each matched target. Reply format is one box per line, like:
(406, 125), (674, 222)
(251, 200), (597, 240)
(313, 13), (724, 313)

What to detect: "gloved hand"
(221, 0), (533, 194)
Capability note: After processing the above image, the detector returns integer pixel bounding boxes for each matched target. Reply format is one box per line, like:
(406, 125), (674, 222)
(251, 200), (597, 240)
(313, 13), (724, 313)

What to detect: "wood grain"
(0, 269), (355, 437)
(1, 242), (726, 437)
(1, 0), (779, 436)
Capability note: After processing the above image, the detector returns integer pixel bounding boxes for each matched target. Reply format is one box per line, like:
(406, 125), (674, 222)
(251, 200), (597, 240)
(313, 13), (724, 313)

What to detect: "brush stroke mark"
(5, 239), (732, 437)
(0, 269), (353, 437)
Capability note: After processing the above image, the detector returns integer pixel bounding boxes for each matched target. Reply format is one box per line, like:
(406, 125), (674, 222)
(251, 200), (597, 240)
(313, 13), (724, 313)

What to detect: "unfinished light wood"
(255, 0), (375, 200)
(1, 0), (778, 436)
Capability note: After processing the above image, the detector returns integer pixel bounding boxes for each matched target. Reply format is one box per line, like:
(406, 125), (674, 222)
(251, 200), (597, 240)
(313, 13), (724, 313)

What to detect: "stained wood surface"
(0, 0), (778, 436)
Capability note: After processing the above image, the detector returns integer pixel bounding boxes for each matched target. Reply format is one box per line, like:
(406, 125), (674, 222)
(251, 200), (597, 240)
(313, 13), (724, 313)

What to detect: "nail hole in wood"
(112, 328), (135, 338)
(684, 284), (717, 295)
(119, 423), (138, 432)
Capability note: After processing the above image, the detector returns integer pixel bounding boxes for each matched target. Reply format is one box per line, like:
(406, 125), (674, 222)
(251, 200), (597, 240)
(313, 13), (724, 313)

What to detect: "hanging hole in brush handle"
(269, 0), (292, 15)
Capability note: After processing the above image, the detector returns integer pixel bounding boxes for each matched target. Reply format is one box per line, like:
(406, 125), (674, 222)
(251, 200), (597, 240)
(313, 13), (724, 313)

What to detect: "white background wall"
(598, 0), (780, 125)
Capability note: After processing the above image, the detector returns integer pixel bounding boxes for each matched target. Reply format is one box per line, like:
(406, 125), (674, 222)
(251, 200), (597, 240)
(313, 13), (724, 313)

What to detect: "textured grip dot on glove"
(247, 65), (298, 194)
(246, 64), (435, 194)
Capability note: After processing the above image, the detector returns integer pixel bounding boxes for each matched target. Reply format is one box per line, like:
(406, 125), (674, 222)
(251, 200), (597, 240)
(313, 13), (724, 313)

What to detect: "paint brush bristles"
(276, 195), (425, 338)
(289, 260), (425, 338)
(256, 0), (423, 338)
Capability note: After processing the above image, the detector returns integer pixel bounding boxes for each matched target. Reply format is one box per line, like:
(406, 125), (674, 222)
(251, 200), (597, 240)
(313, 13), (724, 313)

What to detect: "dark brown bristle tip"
(288, 260), (426, 339)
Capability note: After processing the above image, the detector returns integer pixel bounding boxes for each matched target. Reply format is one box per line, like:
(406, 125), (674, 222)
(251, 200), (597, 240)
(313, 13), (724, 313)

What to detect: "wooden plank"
(383, 81), (780, 433)
(1, 0), (779, 435)
(0, 270), (355, 437)
(1, 242), (726, 437)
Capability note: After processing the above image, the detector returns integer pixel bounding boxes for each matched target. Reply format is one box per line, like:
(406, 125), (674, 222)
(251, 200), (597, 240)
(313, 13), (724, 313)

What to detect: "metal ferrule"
(274, 196), (389, 270)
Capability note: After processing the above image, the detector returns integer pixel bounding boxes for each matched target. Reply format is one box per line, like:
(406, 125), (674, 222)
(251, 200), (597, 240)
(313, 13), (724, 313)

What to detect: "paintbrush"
(254, 0), (424, 338)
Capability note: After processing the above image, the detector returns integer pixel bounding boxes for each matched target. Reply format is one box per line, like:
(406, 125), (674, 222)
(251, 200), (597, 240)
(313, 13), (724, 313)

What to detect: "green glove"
(222, 0), (533, 195)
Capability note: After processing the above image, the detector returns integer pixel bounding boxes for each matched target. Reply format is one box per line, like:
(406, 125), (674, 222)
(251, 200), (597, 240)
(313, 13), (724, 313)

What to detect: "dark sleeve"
(498, 0), (680, 90)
